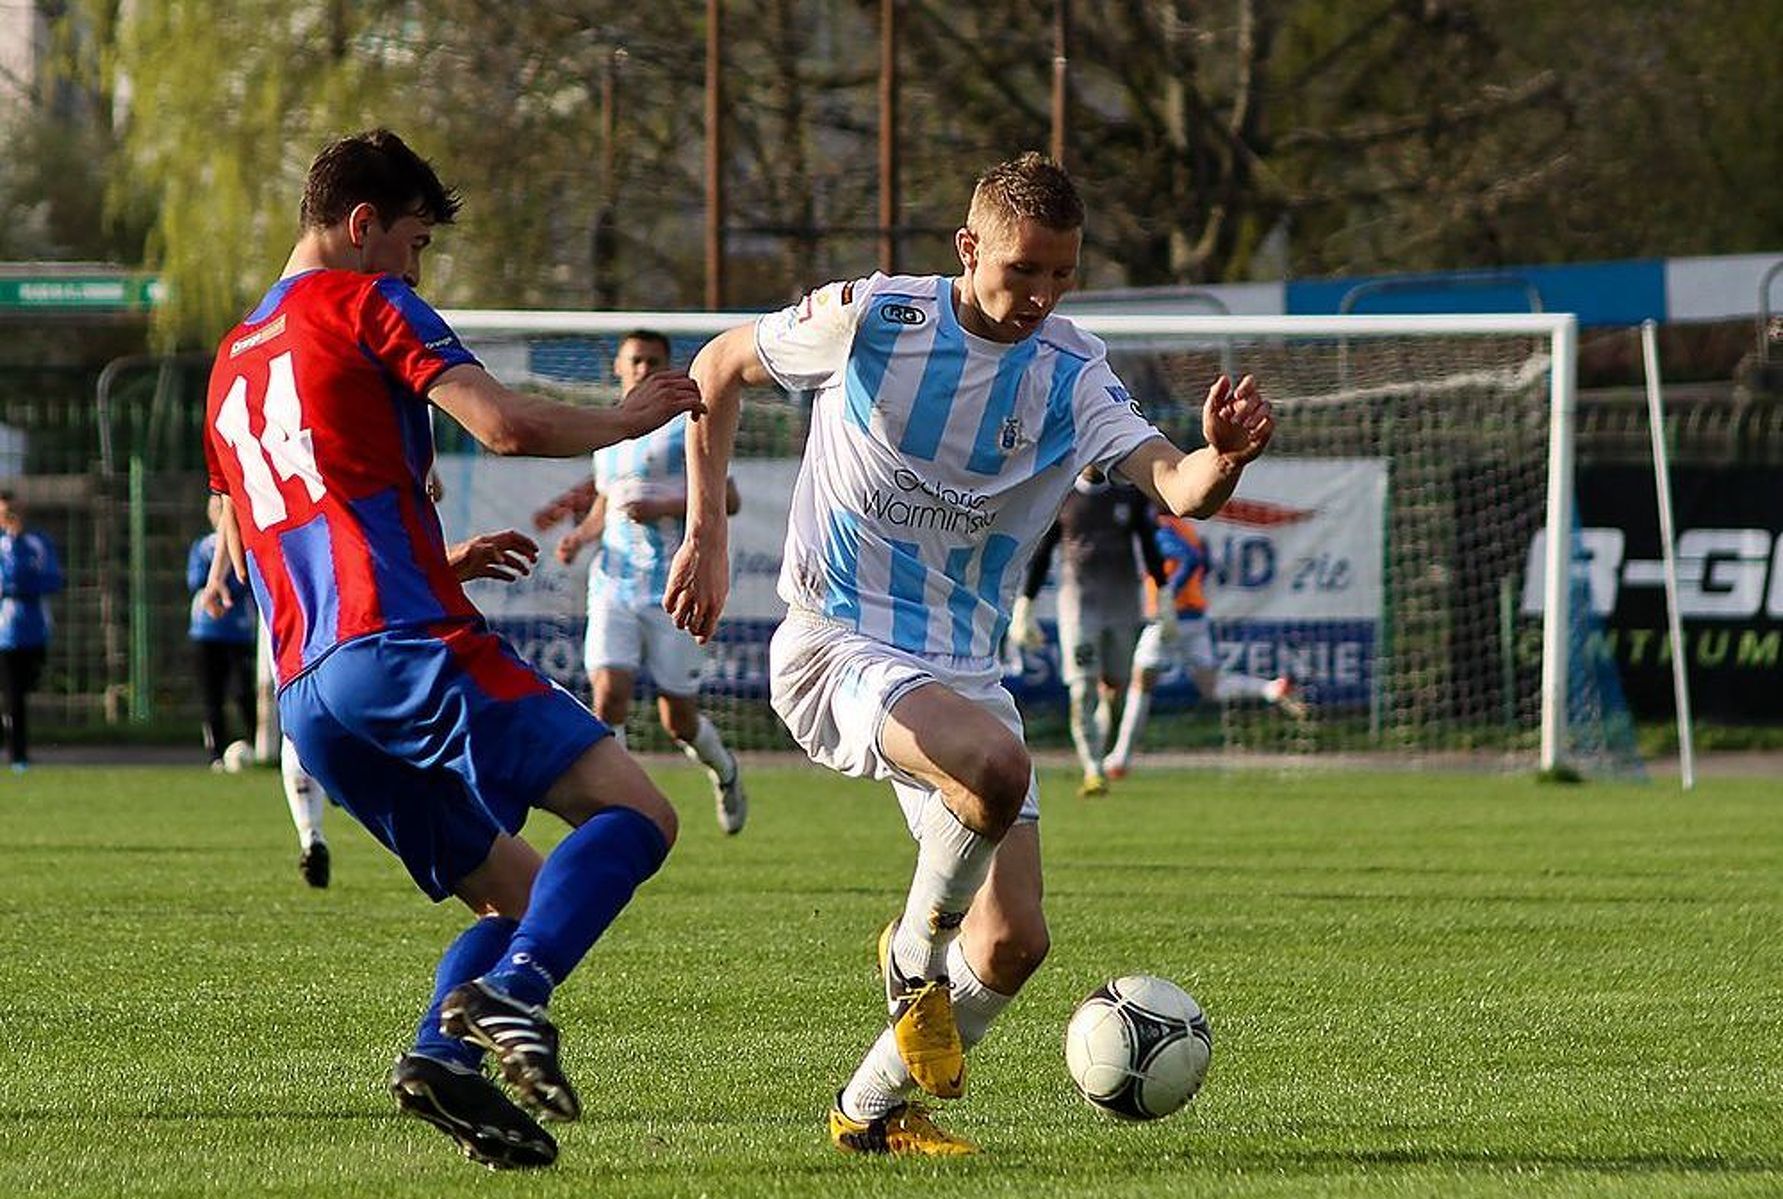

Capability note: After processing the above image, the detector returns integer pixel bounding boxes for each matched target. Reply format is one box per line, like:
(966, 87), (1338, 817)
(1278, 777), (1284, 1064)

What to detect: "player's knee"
(624, 786), (679, 850)
(969, 734), (1031, 825)
(659, 705), (699, 742)
(978, 911), (1050, 984)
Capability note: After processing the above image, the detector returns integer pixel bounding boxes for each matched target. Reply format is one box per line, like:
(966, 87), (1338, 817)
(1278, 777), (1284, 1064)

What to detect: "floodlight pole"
(705, 0), (726, 309)
(878, 0), (901, 273)
(1050, 0), (1070, 167)
(593, 46), (623, 309)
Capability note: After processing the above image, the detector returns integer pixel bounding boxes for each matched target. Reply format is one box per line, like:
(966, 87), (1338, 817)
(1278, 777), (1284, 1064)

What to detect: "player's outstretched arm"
(430, 363), (705, 458)
(664, 325), (768, 642)
(1118, 375), (1274, 519)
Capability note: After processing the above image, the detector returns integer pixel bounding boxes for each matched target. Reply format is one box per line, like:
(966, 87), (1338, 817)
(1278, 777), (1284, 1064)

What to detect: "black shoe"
(298, 840), (331, 889)
(388, 1053), (558, 1170)
(440, 979), (581, 1122)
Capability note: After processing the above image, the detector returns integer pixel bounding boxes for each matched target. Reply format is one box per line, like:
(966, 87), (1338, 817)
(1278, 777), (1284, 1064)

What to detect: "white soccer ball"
(1064, 974), (1212, 1120)
(221, 739), (256, 774)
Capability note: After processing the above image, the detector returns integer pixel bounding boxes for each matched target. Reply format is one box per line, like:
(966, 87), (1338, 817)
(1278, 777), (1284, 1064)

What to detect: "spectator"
(189, 495), (258, 770)
(0, 489), (63, 772)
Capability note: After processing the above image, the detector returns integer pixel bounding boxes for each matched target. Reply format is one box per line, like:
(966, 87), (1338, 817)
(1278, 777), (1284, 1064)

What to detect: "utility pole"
(705, 0), (727, 310)
(878, 0), (901, 274)
(1050, 0), (1070, 167)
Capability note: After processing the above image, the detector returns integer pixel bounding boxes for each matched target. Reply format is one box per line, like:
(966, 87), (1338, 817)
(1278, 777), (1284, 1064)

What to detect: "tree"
(74, 0), (1783, 347)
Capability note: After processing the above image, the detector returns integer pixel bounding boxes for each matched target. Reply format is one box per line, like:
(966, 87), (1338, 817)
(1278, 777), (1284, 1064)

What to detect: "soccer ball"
(1064, 974), (1212, 1120)
(221, 739), (256, 773)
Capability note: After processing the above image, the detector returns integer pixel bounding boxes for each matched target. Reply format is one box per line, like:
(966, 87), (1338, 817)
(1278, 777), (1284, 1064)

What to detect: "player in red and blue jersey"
(200, 130), (704, 1170)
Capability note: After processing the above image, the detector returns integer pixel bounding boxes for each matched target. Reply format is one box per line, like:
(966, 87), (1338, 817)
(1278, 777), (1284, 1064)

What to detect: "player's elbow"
(690, 326), (760, 399)
(1172, 494), (1224, 521)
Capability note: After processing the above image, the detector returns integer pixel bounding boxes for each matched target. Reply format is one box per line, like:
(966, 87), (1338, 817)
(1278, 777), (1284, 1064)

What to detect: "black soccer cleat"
(298, 840), (331, 889)
(440, 979), (581, 1122)
(388, 1053), (558, 1170)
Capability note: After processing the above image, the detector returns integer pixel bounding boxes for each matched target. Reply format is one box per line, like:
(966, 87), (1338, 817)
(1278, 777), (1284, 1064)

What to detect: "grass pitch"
(0, 761), (1777, 1197)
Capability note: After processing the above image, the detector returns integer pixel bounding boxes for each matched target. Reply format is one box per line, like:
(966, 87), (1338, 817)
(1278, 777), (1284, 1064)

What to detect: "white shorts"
(1133, 619), (1216, 675)
(769, 611), (1041, 838)
(1057, 591), (1143, 687)
(584, 597), (705, 697)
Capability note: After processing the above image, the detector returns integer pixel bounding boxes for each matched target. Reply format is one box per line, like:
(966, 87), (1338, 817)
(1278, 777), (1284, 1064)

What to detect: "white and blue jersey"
(588, 413), (689, 610)
(755, 272), (1163, 668)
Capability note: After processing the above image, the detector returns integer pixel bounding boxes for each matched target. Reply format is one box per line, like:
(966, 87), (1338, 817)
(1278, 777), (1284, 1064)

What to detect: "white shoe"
(1264, 677), (1309, 719)
(712, 753), (747, 835)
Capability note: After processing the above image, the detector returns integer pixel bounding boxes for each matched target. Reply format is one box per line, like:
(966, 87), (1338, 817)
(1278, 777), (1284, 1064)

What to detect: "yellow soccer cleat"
(829, 1100), (977, 1157)
(878, 920), (966, 1099)
(1077, 770), (1109, 798)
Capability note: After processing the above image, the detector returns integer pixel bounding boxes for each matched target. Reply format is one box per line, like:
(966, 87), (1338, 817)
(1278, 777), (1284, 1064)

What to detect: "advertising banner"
(1520, 465), (1783, 722)
(438, 454), (1387, 710)
(1011, 459), (1387, 708)
(436, 454), (795, 698)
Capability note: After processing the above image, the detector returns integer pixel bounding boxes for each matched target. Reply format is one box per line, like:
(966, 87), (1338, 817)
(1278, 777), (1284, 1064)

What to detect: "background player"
(200, 129), (702, 1170)
(665, 152), (1273, 1156)
(1009, 465), (1168, 796)
(550, 330), (747, 835)
(1103, 510), (1305, 778)
(227, 519), (540, 890)
(188, 495), (257, 771)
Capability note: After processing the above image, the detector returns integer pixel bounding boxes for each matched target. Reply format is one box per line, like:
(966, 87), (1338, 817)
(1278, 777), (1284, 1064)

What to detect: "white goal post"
(442, 307), (1584, 775)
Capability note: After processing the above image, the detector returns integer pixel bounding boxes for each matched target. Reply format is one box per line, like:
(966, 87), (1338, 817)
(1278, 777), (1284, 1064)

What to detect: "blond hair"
(966, 151), (1085, 241)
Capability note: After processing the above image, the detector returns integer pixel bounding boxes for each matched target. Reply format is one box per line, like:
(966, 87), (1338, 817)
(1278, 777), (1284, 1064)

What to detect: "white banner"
(435, 453), (797, 622)
(435, 453), (1382, 624)
(1196, 458), (1387, 620)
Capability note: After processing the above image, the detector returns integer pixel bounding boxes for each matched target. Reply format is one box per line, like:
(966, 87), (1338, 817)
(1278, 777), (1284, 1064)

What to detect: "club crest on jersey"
(880, 302), (926, 327)
(998, 415), (1025, 453)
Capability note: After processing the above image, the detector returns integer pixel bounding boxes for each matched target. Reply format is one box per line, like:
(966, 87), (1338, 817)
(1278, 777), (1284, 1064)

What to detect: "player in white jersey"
(665, 153), (1274, 1156)
(554, 331), (747, 834)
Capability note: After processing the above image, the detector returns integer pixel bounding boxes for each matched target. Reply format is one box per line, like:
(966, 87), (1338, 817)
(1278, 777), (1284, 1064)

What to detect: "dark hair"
(300, 129), (462, 230)
(619, 329), (671, 355)
(967, 151), (1085, 237)
(0, 490), (13, 504)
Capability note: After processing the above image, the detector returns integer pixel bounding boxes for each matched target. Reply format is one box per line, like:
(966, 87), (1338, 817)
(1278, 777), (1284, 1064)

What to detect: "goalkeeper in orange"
(1102, 513), (1304, 778)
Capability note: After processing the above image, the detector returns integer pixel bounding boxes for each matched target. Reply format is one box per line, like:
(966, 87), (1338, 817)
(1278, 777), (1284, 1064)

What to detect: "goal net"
(440, 308), (1637, 777)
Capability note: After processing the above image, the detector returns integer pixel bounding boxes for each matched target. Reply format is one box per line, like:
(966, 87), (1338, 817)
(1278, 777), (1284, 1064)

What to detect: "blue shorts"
(279, 621), (609, 901)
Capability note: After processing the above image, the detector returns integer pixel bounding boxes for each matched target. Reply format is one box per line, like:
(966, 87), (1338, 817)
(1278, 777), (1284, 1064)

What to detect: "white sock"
(945, 938), (1015, 1050)
(606, 724), (627, 750)
(838, 1026), (910, 1121)
(676, 714), (735, 781)
(839, 939), (1017, 1121)
(1092, 694), (1113, 760)
(1107, 685), (1151, 769)
(891, 797), (998, 981)
(280, 737), (325, 850)
(1067, 680), (1102, 777)
(1215, 673), (1271, 701)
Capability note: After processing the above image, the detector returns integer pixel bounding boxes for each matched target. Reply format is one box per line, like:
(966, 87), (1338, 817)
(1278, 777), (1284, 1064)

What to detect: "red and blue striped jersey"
(203, 269), (481, 687)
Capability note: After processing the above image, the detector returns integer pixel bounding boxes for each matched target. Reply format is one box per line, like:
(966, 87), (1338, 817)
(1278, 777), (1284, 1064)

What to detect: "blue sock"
(413, 915), (518, 1068)
(481, 807), (670, 1008)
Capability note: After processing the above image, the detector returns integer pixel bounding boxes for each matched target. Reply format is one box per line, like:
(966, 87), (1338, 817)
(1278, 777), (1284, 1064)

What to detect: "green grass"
(0, 762), (1778, 1197)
